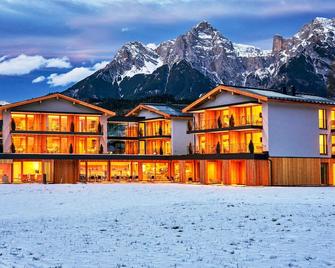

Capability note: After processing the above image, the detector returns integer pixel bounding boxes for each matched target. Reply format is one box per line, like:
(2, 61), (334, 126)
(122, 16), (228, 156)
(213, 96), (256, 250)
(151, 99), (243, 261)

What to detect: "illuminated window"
(319, 109), (327, 129)
(78, 116), (99, 132)
(12, 114), (27, 131)
(200, 136), (206, 153)
(221, 134), (229, 153)
(87, 117), (99, 132)
(79, 117), (86, 132)
(110, 162), (131, 178)
(47, 115), (60, 131)
(185, 162), (193, 181)
(332, 135), (335, 155)
(47, 137), (61, 153)
(87, 138), (98, 153)
(331, 111), (335, 130)
(27, 115), (35, 131)
(139, 141), (145, 154)
(60, 116), (68, 132)
(12, 136), (27, 153)
(319, 134), (327, 155)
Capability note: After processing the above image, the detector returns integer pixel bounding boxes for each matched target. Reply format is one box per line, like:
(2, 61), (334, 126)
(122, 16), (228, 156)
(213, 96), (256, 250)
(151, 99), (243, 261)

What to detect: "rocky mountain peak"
(192, 21), (217, 35)
(65, 17), (335, 102)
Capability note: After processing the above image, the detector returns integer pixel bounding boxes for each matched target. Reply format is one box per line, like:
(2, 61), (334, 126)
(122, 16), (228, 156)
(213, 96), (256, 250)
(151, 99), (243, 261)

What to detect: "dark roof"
(230, 85), (335, 105)
(141, 103), (191, 117)
(108, 116), (144, 122)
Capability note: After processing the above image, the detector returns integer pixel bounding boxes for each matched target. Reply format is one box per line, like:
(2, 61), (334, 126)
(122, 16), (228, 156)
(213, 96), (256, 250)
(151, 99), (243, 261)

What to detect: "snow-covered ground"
(0, 184), (334, 267)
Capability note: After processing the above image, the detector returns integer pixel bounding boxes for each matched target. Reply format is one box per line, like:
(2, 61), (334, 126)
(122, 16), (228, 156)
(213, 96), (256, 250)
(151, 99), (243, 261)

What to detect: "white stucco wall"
(136, 110), (161, 119)
(266, 102), (325, 157)
(171, 119), (193, 155)
(13, 98), (101, 114)
(2, 111), (11, 153)
(198, 91), (255, 109)
(100, 115), (109, 153)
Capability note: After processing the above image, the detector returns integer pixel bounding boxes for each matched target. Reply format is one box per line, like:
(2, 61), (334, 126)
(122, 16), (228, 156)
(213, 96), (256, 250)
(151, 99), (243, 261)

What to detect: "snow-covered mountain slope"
(245, 17), (335, 94)
(64, 17), (335, 100)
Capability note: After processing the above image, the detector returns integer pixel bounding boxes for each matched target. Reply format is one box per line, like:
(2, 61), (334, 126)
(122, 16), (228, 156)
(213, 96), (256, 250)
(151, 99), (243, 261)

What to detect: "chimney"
(272, 35), (284, 53)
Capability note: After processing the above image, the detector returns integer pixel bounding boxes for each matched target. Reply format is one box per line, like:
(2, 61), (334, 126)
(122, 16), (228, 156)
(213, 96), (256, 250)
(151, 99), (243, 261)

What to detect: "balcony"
(11, 114), (102, 135)
(108, 129), (138, 138)
(138, 129), (171, 139)
(188, 143), (264, 155)
(188, 116), (263, 133)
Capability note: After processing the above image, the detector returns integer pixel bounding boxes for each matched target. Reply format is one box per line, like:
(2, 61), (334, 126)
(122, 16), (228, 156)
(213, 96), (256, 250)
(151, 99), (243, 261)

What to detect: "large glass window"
(320, 134), (328, 155)
(0, 163), (12, 183)
(332, 135), (335, 155)
(87, 138), (98, 153)
(78, 116), (99, 132)
(185, 162), (194, 182)
(87, 162), (108, 181)
(47, 115), (60, 131)
(12, 136), (27, 153)
(319, 109), (327, 129)
(142, 162), (168, 181)
(47, 137), (61, 153)
(87, 117), (99, 132)
(27, 115), (35, 131)
(12, 114), (27, 131)
(13, 161), (22, 183)
(110, 162), (131, 179)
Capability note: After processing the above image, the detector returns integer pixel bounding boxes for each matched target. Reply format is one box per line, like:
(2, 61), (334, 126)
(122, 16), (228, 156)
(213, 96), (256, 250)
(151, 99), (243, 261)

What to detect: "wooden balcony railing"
(188, 143), (263, 154)
(190, 116), (262, 131)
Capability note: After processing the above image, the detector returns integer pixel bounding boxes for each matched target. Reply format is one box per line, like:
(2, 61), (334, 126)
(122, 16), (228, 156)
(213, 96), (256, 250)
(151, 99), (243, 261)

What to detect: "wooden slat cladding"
(270, 157), (322, 185)
(203, 159), (269, 186)
(54, 160), (79, 183)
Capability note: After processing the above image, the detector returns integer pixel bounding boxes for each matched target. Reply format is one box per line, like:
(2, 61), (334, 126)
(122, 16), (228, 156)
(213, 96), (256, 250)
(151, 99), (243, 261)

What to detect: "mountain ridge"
(64, 17), (335, 101)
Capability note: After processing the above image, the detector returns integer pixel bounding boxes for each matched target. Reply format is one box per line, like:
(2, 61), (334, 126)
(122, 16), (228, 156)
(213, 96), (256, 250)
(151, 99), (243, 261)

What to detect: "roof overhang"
(0, 93), (116, 116)
(126, 104), (170, 118)
(182, 85), (268, 113)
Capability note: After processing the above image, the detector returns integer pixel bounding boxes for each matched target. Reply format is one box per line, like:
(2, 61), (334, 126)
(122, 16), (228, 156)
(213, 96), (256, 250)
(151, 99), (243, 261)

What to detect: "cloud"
(0, 54), (71, 75)
(47, 61), (109, 87)
(32, 75), (46, 83)
(121, 27), (129, 32)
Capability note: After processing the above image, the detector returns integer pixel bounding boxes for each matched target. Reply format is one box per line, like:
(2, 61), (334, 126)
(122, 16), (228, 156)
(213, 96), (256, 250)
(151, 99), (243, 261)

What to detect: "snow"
(121, 57), (163, 80)
(198, 32), (212, 39)
(146, 43), (158, 50)
(233, 43), (271, 57)
(0, 184), (334, 267)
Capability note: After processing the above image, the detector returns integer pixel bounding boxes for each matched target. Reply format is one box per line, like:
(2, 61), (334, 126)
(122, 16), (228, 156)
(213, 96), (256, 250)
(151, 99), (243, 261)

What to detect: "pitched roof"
(126, 103), (191, 118)
(183, 85), (335, 112)
(0, 93), (116, 116)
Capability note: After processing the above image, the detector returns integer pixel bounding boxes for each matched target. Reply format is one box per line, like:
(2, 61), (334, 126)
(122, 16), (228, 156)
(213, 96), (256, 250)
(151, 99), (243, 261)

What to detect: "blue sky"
(0, 0), (334, 102)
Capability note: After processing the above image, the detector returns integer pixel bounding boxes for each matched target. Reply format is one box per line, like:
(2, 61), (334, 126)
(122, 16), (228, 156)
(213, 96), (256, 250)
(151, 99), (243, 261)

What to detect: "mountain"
(64, 17), (335, 101)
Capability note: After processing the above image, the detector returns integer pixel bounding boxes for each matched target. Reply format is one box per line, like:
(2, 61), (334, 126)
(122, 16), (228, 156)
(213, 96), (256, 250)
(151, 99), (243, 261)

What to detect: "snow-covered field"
(0, 184), (334, 267)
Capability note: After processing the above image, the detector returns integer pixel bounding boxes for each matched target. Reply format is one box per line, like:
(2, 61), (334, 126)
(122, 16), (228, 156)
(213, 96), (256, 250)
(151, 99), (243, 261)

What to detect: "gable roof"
(183, 85), (335, 112)
(126, 103), (191, 118)
(0, 93), (115, 116)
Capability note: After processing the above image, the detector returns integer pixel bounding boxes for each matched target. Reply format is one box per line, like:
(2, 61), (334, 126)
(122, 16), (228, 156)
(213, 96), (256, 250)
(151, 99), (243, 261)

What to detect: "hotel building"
(0, 85), (335, 186)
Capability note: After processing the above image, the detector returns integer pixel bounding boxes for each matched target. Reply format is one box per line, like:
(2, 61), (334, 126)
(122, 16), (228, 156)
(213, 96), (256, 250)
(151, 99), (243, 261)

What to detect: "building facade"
(0, 86), (334, 186)
(183, 85), (335, 186)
